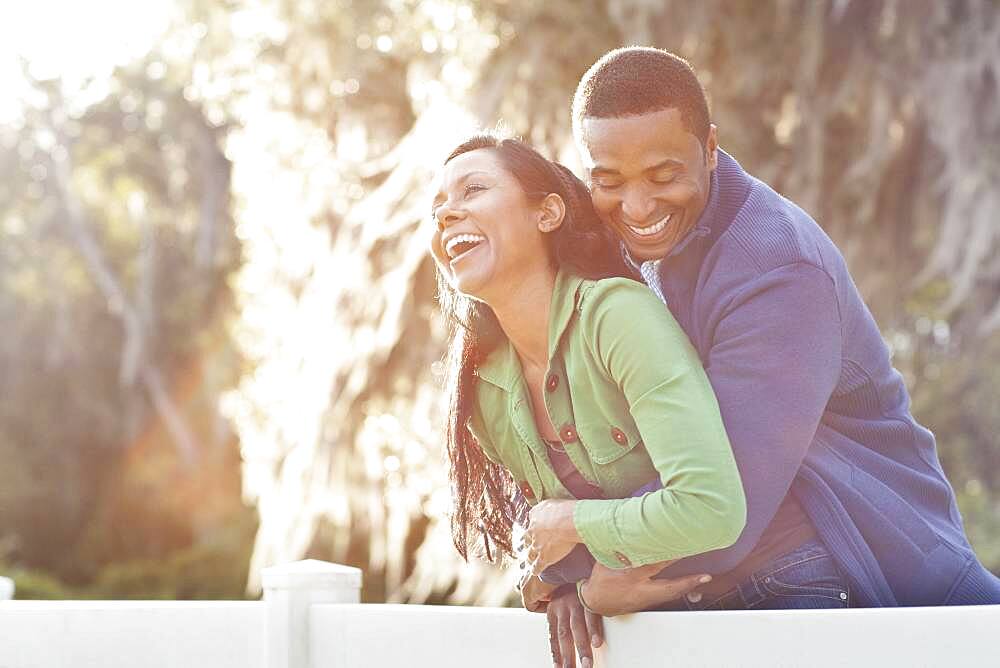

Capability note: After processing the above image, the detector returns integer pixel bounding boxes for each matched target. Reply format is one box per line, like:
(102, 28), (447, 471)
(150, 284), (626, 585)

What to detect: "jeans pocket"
(756, 549), (850, 608)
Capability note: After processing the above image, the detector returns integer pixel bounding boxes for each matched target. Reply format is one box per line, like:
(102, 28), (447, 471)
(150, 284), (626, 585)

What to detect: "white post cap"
(262, 559), (362, 591)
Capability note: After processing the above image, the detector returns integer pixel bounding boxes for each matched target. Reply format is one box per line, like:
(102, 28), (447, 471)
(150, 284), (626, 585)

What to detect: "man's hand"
(525, 500), (581, 575)
(579, 561), (712, 616)
(546, 585), (603, 668)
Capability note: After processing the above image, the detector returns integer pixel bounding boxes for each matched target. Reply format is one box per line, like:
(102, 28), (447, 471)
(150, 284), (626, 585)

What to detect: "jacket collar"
(475, 269), (585, 393)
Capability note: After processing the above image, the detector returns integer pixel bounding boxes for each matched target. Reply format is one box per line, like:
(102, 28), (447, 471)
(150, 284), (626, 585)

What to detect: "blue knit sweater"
(628, 149), (1000, 606)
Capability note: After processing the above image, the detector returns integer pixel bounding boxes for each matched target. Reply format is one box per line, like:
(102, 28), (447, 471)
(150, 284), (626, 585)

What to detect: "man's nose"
(620, 185), (656, 223)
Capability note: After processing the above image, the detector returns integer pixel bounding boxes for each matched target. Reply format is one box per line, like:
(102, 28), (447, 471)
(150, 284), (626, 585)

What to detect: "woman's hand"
(520, 574), (559, 613)
(525, 499), (581, 575)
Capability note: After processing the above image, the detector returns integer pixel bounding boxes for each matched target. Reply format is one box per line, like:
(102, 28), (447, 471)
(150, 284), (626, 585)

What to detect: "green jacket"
(469, 270), (746, 569)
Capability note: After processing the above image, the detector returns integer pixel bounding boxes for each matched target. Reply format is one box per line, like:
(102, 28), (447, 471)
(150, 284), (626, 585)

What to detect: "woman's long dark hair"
(436, 134), (631, 563)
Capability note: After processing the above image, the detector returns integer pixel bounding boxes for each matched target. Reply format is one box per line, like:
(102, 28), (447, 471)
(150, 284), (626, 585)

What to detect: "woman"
(429, 133), (746, 610)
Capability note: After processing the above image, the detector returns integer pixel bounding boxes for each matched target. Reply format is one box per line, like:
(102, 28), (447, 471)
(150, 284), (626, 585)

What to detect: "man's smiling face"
(581, 107), (718, 262)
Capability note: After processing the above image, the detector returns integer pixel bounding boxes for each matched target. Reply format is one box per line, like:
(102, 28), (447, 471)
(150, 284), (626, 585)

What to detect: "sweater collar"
(696, 148), (753, 251)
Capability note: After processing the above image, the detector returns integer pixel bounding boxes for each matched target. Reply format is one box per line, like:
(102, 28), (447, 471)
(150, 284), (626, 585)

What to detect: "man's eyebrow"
(590, 158), (684, 178)
(646, 158), (684, 172)
(589, 166), (620, 178)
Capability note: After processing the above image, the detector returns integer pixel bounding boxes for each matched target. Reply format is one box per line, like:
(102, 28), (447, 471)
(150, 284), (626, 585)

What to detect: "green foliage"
(85, 507), (258, 600)
(6, 568), (77, 601)
(0, 40), (244, 593)
(5, 506), (257, 599)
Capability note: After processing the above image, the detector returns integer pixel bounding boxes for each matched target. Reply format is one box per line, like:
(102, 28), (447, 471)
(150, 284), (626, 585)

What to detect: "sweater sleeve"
(674, 261), (843, 574)
(572, 281), (748, 569)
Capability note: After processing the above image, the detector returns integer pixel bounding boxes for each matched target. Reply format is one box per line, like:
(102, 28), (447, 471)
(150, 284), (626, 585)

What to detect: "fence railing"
(1, 560), (998, 668)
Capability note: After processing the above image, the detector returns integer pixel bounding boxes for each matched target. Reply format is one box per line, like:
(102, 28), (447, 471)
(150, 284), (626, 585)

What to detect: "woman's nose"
(434, 202), (465, 229)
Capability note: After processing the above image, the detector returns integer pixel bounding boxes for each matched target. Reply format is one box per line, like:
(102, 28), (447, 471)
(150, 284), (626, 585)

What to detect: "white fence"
(1, 560), (999, 668)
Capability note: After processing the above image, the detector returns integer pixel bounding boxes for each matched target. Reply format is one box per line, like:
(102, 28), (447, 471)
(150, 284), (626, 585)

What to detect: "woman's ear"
(537, 193), (566, 233)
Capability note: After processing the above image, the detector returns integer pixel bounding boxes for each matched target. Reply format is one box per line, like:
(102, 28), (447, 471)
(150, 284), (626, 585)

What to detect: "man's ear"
(537, 193), (566, 233)
(705, 124), (719, 171)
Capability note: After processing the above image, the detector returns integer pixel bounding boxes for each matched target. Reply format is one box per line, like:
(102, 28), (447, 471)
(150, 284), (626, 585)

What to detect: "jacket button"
(610, 427), (628, 447)
(614, 551), (632, 567)
(519, 481), (535, 502)
(545, 373), (559, 392)
(560, 424), (578, 443)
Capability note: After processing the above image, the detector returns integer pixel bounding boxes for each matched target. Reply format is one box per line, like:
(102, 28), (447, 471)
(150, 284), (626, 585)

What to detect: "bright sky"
(0, 0), (173, 122)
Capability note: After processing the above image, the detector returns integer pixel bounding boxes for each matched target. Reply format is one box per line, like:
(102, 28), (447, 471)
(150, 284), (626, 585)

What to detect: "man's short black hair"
(573, 47), (711, 147)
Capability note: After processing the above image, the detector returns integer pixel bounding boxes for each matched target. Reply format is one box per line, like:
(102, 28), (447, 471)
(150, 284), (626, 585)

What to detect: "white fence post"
(0, 576), (13, 600)
(263, 559), (362, 668)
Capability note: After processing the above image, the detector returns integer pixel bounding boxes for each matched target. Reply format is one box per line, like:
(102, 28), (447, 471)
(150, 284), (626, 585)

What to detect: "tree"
(215, 0), (1000, 603)
(0, 54), (244, 591)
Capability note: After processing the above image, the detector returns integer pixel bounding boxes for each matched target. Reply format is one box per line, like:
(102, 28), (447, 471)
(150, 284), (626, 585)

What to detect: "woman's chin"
(451, 268), (494, 302)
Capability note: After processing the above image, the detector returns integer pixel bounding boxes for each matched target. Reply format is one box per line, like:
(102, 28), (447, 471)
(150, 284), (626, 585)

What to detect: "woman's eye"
(464, 183), (486, 196)
(594, 180), (622, 190)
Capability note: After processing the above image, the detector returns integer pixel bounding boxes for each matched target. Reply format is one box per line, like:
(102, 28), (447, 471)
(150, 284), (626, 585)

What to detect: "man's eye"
(594, 180), (622, 190)
(651, 174), (676, 185)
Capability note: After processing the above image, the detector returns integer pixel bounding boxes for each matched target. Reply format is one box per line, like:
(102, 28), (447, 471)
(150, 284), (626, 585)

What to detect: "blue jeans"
(663, 539), (851, 611)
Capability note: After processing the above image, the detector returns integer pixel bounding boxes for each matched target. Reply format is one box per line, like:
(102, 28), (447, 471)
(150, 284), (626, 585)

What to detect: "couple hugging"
(428, 47), (1000, 666)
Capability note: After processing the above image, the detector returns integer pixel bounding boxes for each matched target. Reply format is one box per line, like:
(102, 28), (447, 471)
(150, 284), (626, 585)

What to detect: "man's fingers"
(556, 612), (577, 668)
(584, 608), (604, 649)
(547, 609), (563, 667)
(625, 559), (676, 579)
(624, 563), (662, 578)
(653, 572), (713, 599)
(570, 604), (593, 668)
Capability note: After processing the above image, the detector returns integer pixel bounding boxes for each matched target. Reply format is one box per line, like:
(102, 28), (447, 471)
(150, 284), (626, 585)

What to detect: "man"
(535, 46), (1000, 667)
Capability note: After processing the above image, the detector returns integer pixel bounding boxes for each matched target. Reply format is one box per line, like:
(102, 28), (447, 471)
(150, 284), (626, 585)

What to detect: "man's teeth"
(445, 233), (486, 259)
(627, 215), (671, 237)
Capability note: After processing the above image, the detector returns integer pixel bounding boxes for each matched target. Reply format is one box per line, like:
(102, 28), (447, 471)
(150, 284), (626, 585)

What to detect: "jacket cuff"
(573, 499), (631, 569)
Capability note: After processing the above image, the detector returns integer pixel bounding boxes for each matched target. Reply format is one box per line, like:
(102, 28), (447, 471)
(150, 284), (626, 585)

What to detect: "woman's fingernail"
(582, 657), (593, 668)
(698, 575), (712, 584)
(592, 635), (603, 647)
(687, 592), (703, 603)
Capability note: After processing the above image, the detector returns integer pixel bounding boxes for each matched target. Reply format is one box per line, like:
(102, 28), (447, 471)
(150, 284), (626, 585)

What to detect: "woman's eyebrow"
(431, 170), (492, 209)
(456, 170), (491, 183)
(440, 170), (492, 195)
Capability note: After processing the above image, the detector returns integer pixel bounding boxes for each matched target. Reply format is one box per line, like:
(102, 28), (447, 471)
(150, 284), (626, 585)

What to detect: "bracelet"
(576, 579), (599, 614)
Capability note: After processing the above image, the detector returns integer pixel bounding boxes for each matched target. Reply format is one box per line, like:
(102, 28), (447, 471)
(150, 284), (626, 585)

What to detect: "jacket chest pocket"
(577, 420), (642, 465)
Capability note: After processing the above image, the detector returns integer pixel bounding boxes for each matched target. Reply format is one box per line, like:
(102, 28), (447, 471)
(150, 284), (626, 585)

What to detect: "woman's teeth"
(445, 233), (486, 259)
(627, 215), (671, 237)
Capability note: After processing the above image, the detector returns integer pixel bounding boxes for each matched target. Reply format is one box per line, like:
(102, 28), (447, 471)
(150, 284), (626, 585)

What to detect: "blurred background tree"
(1, 0), (997, 602)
